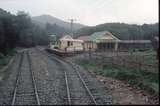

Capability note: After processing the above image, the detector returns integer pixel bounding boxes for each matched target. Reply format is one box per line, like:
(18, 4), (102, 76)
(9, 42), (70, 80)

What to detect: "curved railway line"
(36, 48), (98, 105)
(11, 50), (40, 105)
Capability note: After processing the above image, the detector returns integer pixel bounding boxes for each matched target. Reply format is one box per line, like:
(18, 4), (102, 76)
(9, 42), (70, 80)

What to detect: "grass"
(0, 49), (16, 81)
(127, 49), (158, 63)
(0, 57), (10, 69)
(76, 58), (159, 94)
(0, 49), (16, 70)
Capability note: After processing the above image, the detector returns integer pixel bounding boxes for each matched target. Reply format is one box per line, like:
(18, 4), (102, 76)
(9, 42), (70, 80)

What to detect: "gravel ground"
(53, 57), (93, 105)
(65, 58), (112, 105)
(0, 48), (113, 105)
(14, 51), (37, 105)
(42, 49), (112, 105)
(35, 49), (93, 105)
(30, 49), (67, 105)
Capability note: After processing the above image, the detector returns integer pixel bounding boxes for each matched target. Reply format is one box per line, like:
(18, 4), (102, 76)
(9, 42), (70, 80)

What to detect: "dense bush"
(0, 8), (50, 55)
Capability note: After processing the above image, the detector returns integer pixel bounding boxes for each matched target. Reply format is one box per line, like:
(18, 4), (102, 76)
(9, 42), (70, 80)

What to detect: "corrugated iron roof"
(119, 40), (151, 43)
(60, 39), (83, 42)
(49, 34), (57, 36)
(77, 36), (90, 41)
(77, 31), (120, 42)
(60, 35), (83, 42)
(77, 31), (151, 44)
(60, 35), (73, 40)
(88, 31), (120, 42)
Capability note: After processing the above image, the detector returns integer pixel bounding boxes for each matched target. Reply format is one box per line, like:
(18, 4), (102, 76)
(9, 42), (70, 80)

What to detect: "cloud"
(0, 0), (158, 25)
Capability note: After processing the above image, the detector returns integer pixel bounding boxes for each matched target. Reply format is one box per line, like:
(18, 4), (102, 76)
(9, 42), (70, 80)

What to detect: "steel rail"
(11, 52), (24, 105)
(36, 48), (98, 105)
(36, 48), (72, 105)
(64, 71), (71, 105)
(67, 62), (98, 105)
(27, 51), (40, 105)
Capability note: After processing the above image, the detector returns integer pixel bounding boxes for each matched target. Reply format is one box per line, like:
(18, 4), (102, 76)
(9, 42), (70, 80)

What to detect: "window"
(71, 42), (73, 46)
(67, 41), (73, 46)
(67, 41), (70, 46)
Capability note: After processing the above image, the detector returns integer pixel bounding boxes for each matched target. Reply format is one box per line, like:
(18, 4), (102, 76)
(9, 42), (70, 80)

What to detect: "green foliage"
(0, 8), (18, 55)
(0, 8), (50, 55)
(0, 58), (8, 66)
(75, 23), (159, 40)
(126, 50), (158, 65)
(6, 49), (16, 56)
(45, 23), (69, 38)
(77, 59), (159, 93)
(0, 48), (16, 70)
(16, 11), (50, 47)
(0, 53), (4, 59)
(0, 54), (11, 69)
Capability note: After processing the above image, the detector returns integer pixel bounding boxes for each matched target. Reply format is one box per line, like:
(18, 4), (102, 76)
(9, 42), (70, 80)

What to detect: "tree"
(75, 23), (158, 40)
(0, 8), (18, 55)
(0, 8), (50, 55)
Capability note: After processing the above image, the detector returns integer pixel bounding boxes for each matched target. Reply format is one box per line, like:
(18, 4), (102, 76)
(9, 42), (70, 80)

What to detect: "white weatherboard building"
(57, 35), (83, 52)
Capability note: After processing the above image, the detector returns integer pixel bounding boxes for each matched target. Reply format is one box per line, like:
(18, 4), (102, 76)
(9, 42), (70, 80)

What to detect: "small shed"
(58, 35), (83, 52)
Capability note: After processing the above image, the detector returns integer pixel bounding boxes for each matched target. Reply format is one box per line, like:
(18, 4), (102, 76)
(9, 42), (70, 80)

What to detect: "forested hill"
(75, 23), (159, 40)
(32, 15), (85, 30)
(0, 8), (50, 55)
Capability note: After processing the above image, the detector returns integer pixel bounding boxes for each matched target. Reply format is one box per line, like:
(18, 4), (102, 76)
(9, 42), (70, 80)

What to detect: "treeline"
(45, 23), (70, 39)
(0, 8), (49, 55)
(75, 22), (159, 40)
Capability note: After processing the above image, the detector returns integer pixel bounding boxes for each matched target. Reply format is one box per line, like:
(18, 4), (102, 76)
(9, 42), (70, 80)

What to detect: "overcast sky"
(0, 0), (158, 26)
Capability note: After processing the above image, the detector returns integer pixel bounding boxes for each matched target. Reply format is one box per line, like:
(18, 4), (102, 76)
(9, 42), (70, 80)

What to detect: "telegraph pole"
(69, 19), (76, 38)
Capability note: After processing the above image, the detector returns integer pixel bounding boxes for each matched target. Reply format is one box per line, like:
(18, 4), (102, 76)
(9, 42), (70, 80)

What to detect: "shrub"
(0, 53), (5, 59)
(77, 59), (159, 93)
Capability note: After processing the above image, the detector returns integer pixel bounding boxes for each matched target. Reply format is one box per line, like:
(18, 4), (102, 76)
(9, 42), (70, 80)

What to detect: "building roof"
(77, 36), (90, 41)
(77, 31), (151, 44)
(60, 35), (83, 42)
(88, 31), (120, 42)
(49, 34), (57, 36)
(119, 40), (151, 43)
(60, 35), (73, 40)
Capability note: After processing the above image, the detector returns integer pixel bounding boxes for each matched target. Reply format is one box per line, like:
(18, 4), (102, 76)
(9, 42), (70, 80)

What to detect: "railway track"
(36, 49), (73, 105)
(11, 50), (40, 105)
(36, 48), (98, 105)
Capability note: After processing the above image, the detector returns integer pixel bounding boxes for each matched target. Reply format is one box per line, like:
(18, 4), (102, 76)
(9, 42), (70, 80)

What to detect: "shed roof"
(88, 31), (120, 42)
(49, 34), (57, 36)
(77, 36), (89, 41)
(60, 35), (73, 40)
(119, 40), (151, 43)
(60, 35), (83, 42)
